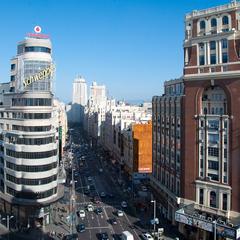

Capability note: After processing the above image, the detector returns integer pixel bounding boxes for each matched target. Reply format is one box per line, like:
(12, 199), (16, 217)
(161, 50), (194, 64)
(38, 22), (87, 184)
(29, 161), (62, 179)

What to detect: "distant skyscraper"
(71, 76), (87, 124)
(72, 76), (87, 106)
(89, 81), (106, 107)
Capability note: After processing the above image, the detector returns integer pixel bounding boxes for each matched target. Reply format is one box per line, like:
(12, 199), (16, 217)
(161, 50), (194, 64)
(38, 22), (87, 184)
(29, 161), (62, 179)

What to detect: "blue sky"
(0, 0), (229, 103)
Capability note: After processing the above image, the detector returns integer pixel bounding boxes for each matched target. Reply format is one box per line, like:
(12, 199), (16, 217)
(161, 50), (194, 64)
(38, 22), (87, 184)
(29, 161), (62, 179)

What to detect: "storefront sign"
(217, 225), (236, 239)
(23, 65), (55, 88)
(175, 212), (193, 226)
(192, 218), (213, 232)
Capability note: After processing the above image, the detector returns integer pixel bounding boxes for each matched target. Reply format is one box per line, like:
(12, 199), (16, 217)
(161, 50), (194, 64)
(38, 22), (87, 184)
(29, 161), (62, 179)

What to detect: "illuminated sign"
(34, 26), (42, 33)
(27, 33), (49, 39)
(23, 65), (55, 88)
(27, 26), (49, 39)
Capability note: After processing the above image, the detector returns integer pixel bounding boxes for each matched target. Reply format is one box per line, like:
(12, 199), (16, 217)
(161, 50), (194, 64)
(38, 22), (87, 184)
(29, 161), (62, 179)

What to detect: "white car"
(100, 192), (106, 197)
(79, 209), (85, 218)
(87, 204), (94, 212)
(87, 176), (93, 181)
(99, 168), (103, 173)
(121, 201), (127, 208)
(142, 233), (154, 240)
(117, 210), (124, 217)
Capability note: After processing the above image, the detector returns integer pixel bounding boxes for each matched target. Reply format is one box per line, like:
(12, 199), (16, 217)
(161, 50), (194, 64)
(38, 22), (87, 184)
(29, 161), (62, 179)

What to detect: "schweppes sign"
(23, 64), (55, 88)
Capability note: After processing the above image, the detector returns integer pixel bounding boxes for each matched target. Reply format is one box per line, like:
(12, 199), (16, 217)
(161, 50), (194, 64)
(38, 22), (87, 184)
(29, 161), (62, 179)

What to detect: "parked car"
(117, 210), (124, 217)
(121, 201), (127, 208)
(100, 191), (106, 197)
(97, 232), (109, 240)
(110, 217), (117, 225)
(95, 207), (103, 215)
(76, 223), (85, 233)
(87, 204), (94, 212)
(79, 209), (85, 218)
(141, 233), (154, 240)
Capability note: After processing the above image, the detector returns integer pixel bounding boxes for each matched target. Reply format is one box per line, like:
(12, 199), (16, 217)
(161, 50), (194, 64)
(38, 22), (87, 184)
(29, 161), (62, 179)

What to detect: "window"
(199, 55), (205, 65)
(210, 191), (217, 208)
(199, 188), (204, 204)
(222, 52), (228, 63)
(208, 134), (219, 144)
(11, 64), (16, 70)
(222, 39), (228, 49)
(12, 98), (52, 107)
(6, 174), (57, 185)
(12, 125), (51, 132)
(200, 20), (206, 30)
(25, 46), (51, 53)
(6, 161), (57, 172)
(208, 147), (219, 157)
(222, 16), (229, 25)
(208, 173), (219, 181)
(210, 54), (216, 64)
(211, 18), (217, 27)
(6, 149), (57, 159)
(208, 160), (219, 170)
(222, 193), (228, 210)
(7, 186), (57, 199)
(210, 41), (216, 50)
(10, 75), (15, 81)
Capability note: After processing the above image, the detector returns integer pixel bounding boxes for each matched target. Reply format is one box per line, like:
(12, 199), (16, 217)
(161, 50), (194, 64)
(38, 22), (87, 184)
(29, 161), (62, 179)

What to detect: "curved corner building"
(0, 31), (63, 227)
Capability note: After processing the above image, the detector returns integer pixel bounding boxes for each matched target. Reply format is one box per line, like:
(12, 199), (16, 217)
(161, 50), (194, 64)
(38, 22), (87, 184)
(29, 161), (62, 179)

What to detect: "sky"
(0, 0), (230, 103)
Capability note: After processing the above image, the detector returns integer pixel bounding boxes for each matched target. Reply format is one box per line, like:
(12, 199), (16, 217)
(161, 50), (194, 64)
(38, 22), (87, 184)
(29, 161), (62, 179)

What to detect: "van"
(121, 231), (134, 240)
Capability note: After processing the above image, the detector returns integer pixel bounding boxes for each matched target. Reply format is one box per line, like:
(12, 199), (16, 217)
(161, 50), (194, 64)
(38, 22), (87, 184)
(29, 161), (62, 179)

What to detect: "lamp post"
(151, 200), (156, 234)
(213, 220), (217, 240)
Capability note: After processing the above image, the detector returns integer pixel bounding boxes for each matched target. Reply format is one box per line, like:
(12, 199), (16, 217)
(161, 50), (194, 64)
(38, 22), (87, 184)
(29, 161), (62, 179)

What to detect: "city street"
(68, 128), (143, 240)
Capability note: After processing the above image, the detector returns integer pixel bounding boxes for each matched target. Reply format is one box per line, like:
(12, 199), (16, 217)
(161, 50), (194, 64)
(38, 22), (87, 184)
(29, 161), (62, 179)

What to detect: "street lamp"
(151, 200), (157, 234)
(213, 220), (217, 240)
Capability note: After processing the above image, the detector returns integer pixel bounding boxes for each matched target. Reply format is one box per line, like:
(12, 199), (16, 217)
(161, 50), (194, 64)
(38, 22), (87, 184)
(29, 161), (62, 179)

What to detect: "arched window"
(200, 20), (206, 30)
(211, 18), (217, 27)
(210, 191), (217, 208)
(222, 16), (229, 25)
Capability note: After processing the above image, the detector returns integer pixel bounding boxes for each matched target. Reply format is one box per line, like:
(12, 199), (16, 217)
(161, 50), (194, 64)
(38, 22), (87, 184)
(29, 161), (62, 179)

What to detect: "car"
(95, 207), (103, 215)
(64, 233), (78, 240)
(97, 232), (109, 240)
(110, 217), (117, 225)
(79, 209), (85, 218)
(99, 168), (103, 173)
(87, 176), (93, 181)
(90, 185), (95, 190)
(76, 223), (85, 233)
(141, 185), (148, 192)
(100, 191), (106, 197)
(87, 204), (94, 212)
(121, 201), (127, 208)
(84, 189), (90, 195)
(117, 210), (124, 217)
(141, 233), (154, 240)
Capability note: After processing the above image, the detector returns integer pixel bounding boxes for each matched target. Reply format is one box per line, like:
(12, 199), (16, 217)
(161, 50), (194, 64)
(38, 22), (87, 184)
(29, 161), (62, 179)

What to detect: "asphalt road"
(69, 128), (143, 240)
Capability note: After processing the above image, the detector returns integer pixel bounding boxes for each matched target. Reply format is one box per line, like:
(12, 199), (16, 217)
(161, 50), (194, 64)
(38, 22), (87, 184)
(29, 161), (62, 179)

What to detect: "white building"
(71, 76), (87, 124)
(102, 102), (152, 162)
(0, 29), (63, 227)
(84, 82), (108, 144)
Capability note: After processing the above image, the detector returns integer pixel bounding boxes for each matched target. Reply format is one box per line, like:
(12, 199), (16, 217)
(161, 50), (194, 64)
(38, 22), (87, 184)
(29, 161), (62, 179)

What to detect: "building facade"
(151, 79), (184, 223)
(122, 120), (152, 179)
(71, 76), (87, 124)
(174, 1), (240, 239)
(0, 29), (63, 228)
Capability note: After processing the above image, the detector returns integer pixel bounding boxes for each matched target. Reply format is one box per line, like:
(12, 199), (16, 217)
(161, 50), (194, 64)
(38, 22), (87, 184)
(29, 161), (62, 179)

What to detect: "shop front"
(175, 208), (240, 240)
